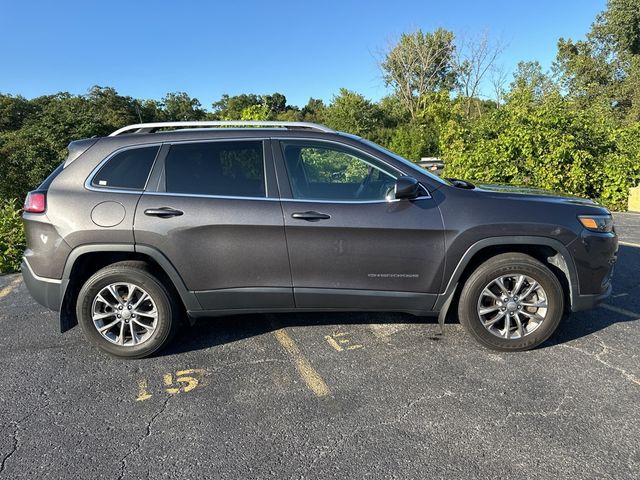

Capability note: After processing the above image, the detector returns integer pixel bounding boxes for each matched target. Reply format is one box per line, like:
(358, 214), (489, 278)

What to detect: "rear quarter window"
(92, 146), (159, 190)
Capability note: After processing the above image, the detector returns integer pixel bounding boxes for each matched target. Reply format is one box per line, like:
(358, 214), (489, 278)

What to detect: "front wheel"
(76, 261), (179, 358)
(458, 253), (564, 351)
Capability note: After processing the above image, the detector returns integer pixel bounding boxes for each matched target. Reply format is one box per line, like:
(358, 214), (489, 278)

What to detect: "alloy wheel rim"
(476, 274), (548, 340)
(91, 283), (158, 346)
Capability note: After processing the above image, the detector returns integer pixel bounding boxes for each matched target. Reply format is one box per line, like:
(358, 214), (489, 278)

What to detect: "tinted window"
(281, 142), (396, 201)
(93, 146), (159, 190)
(165, 141), (265, 198)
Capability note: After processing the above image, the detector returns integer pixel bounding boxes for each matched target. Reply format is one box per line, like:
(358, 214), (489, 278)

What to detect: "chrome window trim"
(280, 196), (431, 204)
(140, 191), (430, 204)
(142, 191), (280, 202)
(85, 143), (162, 194)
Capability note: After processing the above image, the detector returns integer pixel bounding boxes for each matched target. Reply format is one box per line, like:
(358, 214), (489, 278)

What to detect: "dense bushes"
(600, 124), (640, 209)
(0, 199), (25, 273)
(440, 88), (640, 210)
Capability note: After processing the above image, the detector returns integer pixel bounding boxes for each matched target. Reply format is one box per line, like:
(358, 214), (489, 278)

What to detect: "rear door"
(134, 138), (293, 311)
(274, 138), (445, 312)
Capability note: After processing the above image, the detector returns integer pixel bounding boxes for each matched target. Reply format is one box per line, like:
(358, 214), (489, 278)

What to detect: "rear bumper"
(21, 258), (61, 311)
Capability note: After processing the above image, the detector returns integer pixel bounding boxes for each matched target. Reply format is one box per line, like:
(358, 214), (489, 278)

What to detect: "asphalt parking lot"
(1, 214), (639, 479)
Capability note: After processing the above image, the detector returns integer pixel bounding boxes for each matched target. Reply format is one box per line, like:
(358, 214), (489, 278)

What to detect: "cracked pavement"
(0, 213), (638, 479)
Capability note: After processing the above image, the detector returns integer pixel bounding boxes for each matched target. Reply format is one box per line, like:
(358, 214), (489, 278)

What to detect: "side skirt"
(190, 287), (439, 318)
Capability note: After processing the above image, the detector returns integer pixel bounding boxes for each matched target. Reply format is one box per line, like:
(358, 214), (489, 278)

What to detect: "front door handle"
(291, 211), (331, 221)
(144, 207), (184, 218)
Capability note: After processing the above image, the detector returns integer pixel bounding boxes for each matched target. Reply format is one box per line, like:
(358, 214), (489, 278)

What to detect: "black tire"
(458, 253), (564, 351)
(76, 261), (180, 359)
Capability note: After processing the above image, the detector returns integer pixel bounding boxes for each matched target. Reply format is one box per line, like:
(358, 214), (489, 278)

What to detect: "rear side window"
(164, 141), (265, 198)
(92, 146), (159, 190)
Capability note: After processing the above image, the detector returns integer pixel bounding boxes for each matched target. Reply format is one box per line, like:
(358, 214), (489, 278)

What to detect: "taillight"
(23, 191), (46, 213)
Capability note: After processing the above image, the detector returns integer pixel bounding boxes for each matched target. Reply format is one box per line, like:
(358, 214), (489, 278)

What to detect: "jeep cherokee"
(20, 121), (618, 358)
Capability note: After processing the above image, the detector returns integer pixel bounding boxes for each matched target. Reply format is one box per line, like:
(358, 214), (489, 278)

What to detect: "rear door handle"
(291, 211), (331, 221)
(144, 207), (184, 218)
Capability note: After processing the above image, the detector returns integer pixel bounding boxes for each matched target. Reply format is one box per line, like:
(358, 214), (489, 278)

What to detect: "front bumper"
(21, 258), (62, 311)
(571, 283), (612, 312)
(568, 229), (617, 311)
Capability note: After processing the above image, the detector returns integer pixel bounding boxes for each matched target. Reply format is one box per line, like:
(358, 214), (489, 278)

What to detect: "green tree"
(161, 92), (206, 121)
(323, 88), (382, 137)
(240, 104), (270, 120)
(0, 124), (63, 200)
(300, 98), (326, 123)
(381, 28), (457, 118)
(0, 94), (35, 132)
(263, 93), (287, 116)
(0, 87), (153, 200)
(211, 92), (293, 121)
(388, 121), (438, 161)
(555, 0), (640, 121)
(510, 61), (555, 101)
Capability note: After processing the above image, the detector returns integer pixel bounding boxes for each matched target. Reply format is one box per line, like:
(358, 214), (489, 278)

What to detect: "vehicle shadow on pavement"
(161, 310), (437, 356)
(160, 244), (639, 357)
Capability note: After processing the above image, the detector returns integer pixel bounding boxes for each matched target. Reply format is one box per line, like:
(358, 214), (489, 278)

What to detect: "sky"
(0, 0), (606, 109)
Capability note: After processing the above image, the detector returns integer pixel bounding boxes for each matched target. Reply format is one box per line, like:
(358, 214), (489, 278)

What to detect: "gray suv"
(21, 121), (618, 358)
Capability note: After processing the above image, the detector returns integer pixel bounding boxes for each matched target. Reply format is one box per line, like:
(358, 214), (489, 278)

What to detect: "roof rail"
(109, 121), (336, 136)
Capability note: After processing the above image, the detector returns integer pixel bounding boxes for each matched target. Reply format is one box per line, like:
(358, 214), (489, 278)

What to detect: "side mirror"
(394, 176), (420, 200)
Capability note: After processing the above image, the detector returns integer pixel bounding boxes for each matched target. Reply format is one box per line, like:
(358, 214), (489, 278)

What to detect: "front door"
(274, 139), (445, 312)
(134, 139), (293, 311)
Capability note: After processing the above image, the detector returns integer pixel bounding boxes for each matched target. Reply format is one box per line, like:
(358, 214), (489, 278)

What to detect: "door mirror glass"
(394, 176), (420, 199)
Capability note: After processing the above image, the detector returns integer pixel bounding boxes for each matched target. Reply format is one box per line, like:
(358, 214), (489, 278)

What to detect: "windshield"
(340, 133), (451, 186)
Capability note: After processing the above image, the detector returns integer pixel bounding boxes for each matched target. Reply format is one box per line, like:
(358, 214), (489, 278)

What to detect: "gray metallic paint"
(281, 198), (445, 295)
(134, 194), (293, 293)
(21, 127), (618, 329)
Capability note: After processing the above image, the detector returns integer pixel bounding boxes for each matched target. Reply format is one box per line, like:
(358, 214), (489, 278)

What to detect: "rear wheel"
(458, 253), (564, 351)
(76, 261), (179, 358)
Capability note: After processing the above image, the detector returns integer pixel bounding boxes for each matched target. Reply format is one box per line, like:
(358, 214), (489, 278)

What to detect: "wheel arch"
(434, 236), (578, 316)
(59, 244), (200, 332)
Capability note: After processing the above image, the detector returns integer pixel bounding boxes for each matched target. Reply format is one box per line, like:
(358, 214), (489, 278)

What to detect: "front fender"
(433, 236), (579, 311)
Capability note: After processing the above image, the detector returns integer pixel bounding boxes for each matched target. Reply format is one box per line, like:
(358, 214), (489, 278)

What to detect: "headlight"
(578, 215), (614, 233)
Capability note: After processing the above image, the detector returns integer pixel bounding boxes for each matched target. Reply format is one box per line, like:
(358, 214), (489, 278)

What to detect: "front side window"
(92, 146), (159, 190)
(164, 141), (265, 198)
(281, 141), (396, 201)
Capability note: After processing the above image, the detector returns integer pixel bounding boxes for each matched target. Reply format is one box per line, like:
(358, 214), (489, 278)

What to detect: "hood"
(473, 183), (599, 207)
